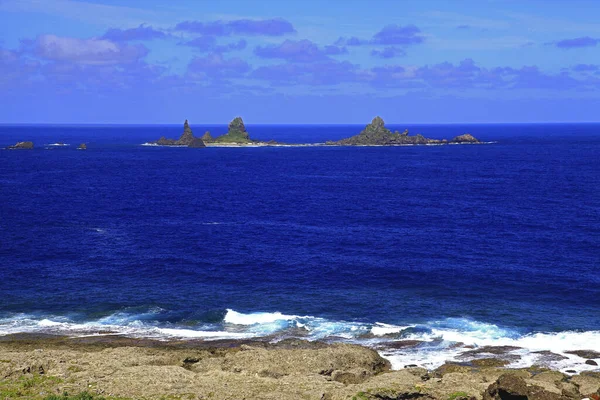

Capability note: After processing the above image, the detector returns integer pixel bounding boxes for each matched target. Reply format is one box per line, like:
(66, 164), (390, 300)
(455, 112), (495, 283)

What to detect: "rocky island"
(327, 117), (481, 146)
(77, 143), (87, 150)
(203, 117), (279, 146)
(146, 116), (484, 148)
(151, 120), (206, 148)
(204, 117), (252, 144)
(6, 141), (34, 150)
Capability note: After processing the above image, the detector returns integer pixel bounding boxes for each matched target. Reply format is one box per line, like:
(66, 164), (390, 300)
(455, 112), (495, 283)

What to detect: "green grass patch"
(448, 391), (471, 400)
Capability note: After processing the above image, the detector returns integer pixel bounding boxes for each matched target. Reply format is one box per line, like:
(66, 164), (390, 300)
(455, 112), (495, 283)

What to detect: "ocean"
(1, 123), (599, 372)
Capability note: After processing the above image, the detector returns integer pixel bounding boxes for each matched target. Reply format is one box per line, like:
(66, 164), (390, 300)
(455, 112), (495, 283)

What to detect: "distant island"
(6, 141), (34, 150)
(5, 118), (483, 151)
(148, 116), (480, 148)
(149, 117), (281, 147)
(327, 116), (480, 146)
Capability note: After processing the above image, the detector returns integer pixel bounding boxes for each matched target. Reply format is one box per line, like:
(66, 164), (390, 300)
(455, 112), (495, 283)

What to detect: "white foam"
(371, 323), (412, 336)
(140, 143), (187, 147)
(156, 328), (253, 339)
(224, 309), (301, 325)
(1, 312), (598, 373)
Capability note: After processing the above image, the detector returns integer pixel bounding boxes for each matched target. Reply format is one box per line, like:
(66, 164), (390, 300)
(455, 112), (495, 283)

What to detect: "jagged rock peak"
(370, 116), (385, 130)
(202, 131), (213, 142)
(228, 117), (249, 138)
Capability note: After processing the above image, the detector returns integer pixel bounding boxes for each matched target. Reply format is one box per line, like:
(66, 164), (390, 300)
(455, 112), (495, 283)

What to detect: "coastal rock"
(155, 136), (177, 145)
(483, 373), (564, 400)
(571, 372), (600, 396)
(212, 117), (253, 143)
(77, 143), (87, 150)
(565, 350), (600, 359)
(152, 120), (205, 148)
(7, 141), (34, 150)
(434, 362), (472, 377)
(470, 358), (510, 368)
(586, 360), (598, 366)
(201, 131), (213, 143)
(174, 119), (198, 146)
(330, 117), (473, 146)
(451, 134), (480, 143)
(228, 116), (248, 138)
(188, 138), (206, 148)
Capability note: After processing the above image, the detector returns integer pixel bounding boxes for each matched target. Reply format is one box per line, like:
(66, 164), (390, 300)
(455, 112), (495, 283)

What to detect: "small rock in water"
(7, 141), (34, 150)
(585, 360), (598, 366)
(404, 364), (418, 368)
(565, 369), (577, 373)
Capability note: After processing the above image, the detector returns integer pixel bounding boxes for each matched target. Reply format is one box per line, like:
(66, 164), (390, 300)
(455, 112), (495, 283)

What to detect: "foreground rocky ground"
(0, 335), (598, 400)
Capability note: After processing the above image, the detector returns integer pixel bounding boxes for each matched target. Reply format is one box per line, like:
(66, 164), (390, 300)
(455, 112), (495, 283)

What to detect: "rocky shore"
(0, 334), (597, 400)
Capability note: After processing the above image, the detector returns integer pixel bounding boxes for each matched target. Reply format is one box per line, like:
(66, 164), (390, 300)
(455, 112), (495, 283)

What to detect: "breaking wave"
(0, 309), (598, 374)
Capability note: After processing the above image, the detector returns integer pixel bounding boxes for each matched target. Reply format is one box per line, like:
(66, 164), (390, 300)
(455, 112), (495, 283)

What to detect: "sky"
(1, 0), (600, 124)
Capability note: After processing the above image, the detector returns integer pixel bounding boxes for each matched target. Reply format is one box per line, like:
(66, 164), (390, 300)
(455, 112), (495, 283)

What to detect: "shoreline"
(0, 333), (598, 399)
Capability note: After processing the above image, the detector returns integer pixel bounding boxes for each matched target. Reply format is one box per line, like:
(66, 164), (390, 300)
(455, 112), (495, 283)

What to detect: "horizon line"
(2, 121), (600, 126)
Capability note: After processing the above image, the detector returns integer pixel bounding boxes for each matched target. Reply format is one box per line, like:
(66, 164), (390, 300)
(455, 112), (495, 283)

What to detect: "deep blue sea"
(1, 123), (599, 370)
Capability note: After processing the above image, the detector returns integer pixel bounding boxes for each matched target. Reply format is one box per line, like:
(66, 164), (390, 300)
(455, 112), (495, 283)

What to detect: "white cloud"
(33, 34), (148, 65)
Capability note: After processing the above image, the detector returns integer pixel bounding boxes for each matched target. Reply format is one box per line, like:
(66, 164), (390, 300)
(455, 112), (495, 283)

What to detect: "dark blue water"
(0, 124), (599, 363)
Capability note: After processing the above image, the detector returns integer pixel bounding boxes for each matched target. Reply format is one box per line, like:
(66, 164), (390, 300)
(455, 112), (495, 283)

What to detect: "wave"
(140, 143), (187, 147)
(0, 309), (598, 373)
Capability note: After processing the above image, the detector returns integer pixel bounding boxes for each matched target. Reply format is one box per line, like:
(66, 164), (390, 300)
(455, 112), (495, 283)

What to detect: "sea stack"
(201, 131), (213, 143)
(7, 141), (34, 150)
(151, 120), (206, 148)
(211, 117), (253, 143)
(77, 143), (87, 150)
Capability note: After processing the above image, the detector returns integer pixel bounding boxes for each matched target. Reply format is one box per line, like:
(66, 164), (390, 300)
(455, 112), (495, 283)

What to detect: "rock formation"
(451, 134), (480, 143)
(7, 141), (34, 150)
(328, 117), (479, 146)
(77, 143), (87, 150)
(201, 131), (213, 143)
(212, 117), (253, 143)
(151, 120), (205, 148)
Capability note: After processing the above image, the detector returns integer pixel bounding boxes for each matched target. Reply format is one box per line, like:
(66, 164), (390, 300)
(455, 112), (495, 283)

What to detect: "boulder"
(7, 141), (34, 150)
(483, 373), (567, 400)
(565, 350), (600, 359)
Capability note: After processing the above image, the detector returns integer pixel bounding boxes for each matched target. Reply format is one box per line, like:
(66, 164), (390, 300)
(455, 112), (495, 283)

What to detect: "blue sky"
(2, 0), (600, 123)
